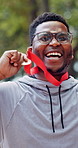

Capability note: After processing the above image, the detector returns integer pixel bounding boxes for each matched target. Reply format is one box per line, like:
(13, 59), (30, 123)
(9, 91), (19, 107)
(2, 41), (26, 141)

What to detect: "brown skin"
(27, 21), (73, 81)
(0, 50), (27, 80)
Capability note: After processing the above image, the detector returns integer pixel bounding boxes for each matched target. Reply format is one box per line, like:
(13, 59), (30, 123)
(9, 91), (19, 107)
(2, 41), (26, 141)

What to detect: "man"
(0, 12), (78, 148)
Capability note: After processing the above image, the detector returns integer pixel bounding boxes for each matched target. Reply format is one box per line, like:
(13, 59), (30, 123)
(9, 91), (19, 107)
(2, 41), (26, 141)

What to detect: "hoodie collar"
(18, 75), (78, 94)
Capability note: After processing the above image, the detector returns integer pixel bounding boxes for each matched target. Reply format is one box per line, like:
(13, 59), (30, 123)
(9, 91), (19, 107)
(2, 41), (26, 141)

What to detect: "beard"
(47, 61), (70, 76)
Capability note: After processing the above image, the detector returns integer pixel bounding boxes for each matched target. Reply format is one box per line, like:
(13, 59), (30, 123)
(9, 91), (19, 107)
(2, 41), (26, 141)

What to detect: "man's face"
(31, 21), (73, 74)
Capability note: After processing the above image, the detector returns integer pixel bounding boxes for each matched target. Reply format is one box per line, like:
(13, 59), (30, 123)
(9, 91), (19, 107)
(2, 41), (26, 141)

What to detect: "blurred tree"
(0, 0), (31, 55)
(42, 0), (50, 11)
(28, 0), (38, 21)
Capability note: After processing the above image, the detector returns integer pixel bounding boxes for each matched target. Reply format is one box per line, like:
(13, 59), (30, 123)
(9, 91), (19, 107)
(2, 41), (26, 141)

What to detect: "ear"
(71, 49), (74, 60)
(71, 54), (74, 60)
(26, 46), (32, 57)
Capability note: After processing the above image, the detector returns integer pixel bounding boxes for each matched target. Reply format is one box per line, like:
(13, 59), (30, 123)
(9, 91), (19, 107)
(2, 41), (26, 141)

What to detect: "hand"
(0, 50), (28, 80)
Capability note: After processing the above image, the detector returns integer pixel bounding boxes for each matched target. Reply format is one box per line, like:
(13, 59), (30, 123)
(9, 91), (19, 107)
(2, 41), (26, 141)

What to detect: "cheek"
(63, 44), (72, 56)
(32, 44), (46, 58)
(63, 44), (73, 65)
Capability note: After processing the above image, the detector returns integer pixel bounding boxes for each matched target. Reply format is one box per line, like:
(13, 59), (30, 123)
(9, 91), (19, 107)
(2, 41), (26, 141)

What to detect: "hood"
(18, 75), (78, 95)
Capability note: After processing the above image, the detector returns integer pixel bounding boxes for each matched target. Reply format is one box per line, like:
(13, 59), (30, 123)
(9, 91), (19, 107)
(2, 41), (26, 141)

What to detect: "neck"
(34, 69), (68, 81)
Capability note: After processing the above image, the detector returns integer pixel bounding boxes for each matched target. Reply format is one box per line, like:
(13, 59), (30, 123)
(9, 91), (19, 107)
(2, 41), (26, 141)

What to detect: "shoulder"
(0, 81), (21, 106)
(0, 81), (19, 93)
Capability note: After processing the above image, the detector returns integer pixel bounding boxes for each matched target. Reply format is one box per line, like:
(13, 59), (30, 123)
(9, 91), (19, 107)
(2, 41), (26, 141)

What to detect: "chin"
(47, 64), (69, 76)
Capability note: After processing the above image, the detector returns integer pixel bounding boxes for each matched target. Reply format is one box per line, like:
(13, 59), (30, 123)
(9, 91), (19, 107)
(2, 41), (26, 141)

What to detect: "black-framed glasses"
(32, 31), (72, 45)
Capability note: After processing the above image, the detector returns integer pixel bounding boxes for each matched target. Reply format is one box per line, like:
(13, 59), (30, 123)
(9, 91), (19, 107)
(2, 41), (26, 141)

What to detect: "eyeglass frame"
(31, 31), (73, 45)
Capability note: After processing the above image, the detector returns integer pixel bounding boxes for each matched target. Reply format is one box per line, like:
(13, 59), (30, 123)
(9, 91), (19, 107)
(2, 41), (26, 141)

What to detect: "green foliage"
(0, 0), (31, 55)
(0, 0), (78, 56)
(49, 0), (78, 32)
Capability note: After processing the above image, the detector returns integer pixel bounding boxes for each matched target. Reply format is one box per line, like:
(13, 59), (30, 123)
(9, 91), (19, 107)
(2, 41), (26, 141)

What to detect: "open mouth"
(45, 52), (62, 58)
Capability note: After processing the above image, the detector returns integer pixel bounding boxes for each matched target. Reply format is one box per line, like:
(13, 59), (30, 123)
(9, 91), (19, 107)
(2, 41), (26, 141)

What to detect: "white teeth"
(46, 52), (61, 57)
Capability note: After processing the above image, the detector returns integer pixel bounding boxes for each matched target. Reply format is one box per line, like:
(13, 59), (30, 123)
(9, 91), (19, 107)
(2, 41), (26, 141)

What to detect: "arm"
(0, 50), (27, 80)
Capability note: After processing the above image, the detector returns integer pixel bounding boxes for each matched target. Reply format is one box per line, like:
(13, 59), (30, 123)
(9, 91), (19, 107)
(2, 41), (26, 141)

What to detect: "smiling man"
(0, 12), (78, 148)
(29, 19), (73, 81)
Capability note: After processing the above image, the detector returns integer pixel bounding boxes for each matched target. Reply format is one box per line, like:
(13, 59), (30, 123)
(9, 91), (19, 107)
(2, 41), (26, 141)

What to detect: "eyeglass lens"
(37, 32), (72, 44)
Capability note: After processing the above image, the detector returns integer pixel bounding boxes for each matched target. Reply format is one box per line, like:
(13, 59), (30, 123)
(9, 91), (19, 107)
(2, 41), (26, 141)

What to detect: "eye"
(38, 33), (51, 42)
(57, 33), (68, 41)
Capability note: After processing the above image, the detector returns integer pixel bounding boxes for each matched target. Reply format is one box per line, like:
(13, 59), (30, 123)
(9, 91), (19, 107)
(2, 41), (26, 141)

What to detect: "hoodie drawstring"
(59, 85), (64, 129)
(46, 85), (55, 133)
(46, 85), (64, 133)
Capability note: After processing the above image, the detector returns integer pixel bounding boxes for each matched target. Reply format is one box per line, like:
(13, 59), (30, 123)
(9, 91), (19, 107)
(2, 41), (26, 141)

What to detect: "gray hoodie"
(0, 75), (78, 148)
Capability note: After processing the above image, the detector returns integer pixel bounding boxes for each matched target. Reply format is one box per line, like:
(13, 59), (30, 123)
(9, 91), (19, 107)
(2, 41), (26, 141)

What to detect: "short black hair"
(29, 12), (70, 45)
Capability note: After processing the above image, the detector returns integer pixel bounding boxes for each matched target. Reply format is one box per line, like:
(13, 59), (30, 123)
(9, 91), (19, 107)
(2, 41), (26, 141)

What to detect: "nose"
(49, 38), (60, 46)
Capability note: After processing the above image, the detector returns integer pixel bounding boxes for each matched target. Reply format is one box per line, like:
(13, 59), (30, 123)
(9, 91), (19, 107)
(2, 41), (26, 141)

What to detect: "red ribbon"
(24, 50), (68, 86)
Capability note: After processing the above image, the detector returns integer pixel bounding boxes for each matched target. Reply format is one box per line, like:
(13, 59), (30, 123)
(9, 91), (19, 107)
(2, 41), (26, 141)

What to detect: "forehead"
(36, 21), (68, 33)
